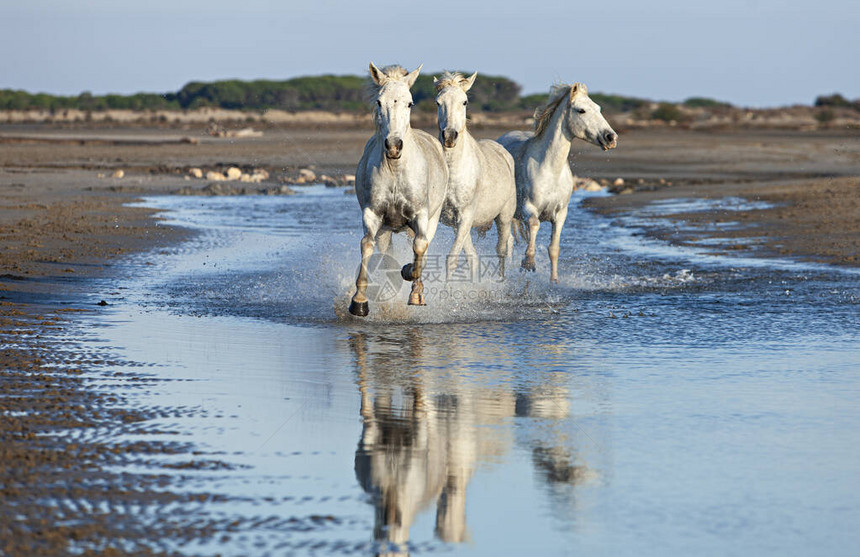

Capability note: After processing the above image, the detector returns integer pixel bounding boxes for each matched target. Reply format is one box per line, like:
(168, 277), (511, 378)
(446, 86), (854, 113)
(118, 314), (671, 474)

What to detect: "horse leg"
(446, 211), (475, 281)
(494, 214), (513, 279)
(522, 206), (540, 272)
(351, 333), (374, 419)
(463, 231), (479, 280)
(548, 206), (568, 284)
(349, 211), (381, 317)
(401, 213), (430, 306)
(349, 234), (375, 316)
(376, 229), (394, 257)
(401, 209), (442, 306)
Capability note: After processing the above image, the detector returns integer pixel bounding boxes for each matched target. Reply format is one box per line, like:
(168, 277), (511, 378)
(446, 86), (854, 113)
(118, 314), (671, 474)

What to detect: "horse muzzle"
(442, 129), (459, 149)
(384, 137), (403, 159)
(601, 131), (618, 151)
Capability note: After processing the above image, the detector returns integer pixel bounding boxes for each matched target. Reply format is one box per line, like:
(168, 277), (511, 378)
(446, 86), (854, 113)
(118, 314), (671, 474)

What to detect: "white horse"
(435, 71), (516, 280)
(349, 63), (449, 317)
(497, 83), (617, 283)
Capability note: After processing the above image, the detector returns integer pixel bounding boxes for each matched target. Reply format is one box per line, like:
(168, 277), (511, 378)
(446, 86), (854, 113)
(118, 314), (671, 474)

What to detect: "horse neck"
(531, 102), (572, 171)
(444, 127), (479, 169)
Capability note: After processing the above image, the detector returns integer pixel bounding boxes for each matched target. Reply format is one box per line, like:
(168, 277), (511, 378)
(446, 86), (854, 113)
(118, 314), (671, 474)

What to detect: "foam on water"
(126, 190), (860, 360)
(132, 188), (740, 326)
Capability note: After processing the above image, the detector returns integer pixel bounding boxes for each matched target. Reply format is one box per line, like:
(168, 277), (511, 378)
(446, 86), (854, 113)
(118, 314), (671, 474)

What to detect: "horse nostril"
(606, 132), (617, 144)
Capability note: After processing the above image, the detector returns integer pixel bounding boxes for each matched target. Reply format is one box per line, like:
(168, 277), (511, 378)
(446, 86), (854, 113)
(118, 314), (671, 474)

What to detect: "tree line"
(0, 73), (671, 114)
(6, 73), (848, 114)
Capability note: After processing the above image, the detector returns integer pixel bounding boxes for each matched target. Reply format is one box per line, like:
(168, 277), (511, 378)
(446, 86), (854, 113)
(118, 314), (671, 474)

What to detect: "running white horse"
(348, 63), (449, 317)
(435, 71), (516, 280)
(497, 83), (617, 282)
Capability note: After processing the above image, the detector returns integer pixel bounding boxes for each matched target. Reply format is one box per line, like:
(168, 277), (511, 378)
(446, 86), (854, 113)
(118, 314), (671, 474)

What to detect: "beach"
(3, 125), (857, 273)
(1, 122), (859, 554)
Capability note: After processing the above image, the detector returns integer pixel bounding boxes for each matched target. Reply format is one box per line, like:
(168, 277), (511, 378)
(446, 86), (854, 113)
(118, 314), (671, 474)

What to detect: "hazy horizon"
(1, 0), (858, 108)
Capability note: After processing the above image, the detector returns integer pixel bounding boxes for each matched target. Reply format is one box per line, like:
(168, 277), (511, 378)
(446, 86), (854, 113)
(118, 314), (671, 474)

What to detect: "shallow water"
(77, 187), (859, 555)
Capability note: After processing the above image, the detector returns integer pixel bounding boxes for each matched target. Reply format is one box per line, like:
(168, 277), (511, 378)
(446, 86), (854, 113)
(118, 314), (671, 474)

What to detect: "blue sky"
(1, 0), (857, 107)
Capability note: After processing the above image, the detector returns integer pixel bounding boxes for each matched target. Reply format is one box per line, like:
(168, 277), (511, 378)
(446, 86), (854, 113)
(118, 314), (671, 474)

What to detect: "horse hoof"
(408, 292), (426, 306)
(348, 300), (369, 317)
(401, 263), (414, 281)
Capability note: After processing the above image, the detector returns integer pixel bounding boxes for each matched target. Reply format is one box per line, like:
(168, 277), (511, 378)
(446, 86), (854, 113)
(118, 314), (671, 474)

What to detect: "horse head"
(369, 62), (422, 160)
(565, 83), (617, 151)
(434, 71), (478, 149)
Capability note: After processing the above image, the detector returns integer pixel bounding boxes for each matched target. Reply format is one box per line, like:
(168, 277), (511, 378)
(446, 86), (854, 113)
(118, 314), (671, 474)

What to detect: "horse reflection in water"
(350, 327), (596, 554)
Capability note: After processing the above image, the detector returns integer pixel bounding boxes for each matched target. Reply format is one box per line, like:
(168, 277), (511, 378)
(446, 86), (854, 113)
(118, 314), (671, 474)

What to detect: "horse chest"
(367, 174), (422, 227)
(446, 171), (479, 203)
(527, 166), (571, 208)
(445, 149), (482, 197)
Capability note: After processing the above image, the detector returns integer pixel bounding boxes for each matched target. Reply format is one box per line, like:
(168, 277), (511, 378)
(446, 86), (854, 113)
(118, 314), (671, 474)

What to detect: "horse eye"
(463, 101), (468, 106)
(576, 108), (586, 114)
(408, 102), (414, 108)
(376, 100), (381, 107)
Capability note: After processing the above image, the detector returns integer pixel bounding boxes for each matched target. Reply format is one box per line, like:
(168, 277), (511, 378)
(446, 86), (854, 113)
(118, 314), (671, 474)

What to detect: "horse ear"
(405, 64), (422, 88)
(369, 62), (387, 86)
(570, 82), (588, 99)
(462, 71), (478, 92)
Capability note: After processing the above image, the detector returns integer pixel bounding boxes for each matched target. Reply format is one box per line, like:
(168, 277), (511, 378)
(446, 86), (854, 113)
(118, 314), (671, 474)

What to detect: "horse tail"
(476, 221), (492, 240)
(512, 219), (525, 245)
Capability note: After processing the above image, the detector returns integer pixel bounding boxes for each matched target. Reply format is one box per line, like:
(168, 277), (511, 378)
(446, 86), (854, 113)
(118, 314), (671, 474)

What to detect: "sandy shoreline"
(0, 167), (199, 553)
(584, 176), (860, 267)
(1, 124), (858, 553)
(577, 128), (859, 267)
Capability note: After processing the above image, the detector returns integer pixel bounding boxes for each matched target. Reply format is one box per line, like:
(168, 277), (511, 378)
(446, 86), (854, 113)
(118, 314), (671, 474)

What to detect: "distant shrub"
(518, 94), (548, 110)
(589, 93), (648, 113)
(473, 76), (521, 112)
(814, 93), (852, 108)
(175, 75), (367, 111)
(0, 89), (178, 111)
(517, 91), (646, 114)
(411, 73), (521, 112)
(683, 97), (732, 109)
(651, 103), (684, 122)
(816, 108), (836, 124)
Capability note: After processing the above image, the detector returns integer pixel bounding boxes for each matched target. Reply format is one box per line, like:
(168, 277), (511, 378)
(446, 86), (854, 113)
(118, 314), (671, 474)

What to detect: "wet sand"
(579, 128), (860, 267)
(1, 123), (858, 553)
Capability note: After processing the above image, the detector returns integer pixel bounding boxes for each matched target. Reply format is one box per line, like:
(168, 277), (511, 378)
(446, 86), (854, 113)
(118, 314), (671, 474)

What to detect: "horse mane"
(366, 64), (408, 97)
(434, 71), (467, 92)
(376, 65), (409, 81)
(533, 84), (573, 138)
